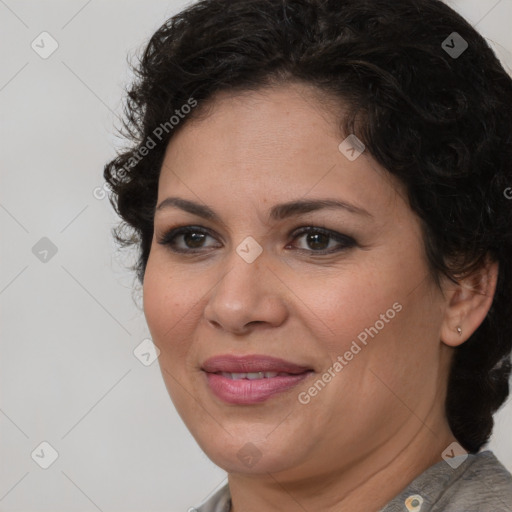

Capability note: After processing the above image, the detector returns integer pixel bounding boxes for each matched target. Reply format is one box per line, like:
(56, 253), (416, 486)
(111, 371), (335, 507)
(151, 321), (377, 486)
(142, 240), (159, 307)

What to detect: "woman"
(104, 0), (512, 510)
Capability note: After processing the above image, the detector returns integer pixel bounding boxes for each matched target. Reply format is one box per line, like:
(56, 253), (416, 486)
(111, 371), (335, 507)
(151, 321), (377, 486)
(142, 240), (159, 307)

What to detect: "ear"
(440, 256), (499, 347)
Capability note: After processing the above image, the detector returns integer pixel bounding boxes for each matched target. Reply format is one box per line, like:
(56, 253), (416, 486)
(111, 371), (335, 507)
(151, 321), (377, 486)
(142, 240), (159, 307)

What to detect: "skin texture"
(142, 82), (498, 512)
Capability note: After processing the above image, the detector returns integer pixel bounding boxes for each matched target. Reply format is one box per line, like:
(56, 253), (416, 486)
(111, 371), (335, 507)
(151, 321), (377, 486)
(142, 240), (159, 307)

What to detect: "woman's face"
(143, 83), (454, 478)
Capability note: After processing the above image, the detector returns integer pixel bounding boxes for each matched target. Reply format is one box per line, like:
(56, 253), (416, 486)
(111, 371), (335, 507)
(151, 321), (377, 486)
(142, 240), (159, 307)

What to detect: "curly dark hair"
(104, 0), (512, 454)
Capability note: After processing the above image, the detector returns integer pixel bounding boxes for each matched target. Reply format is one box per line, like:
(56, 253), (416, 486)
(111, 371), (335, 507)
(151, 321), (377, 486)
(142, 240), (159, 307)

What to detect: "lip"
(202, 354), (312, 374)
(201, 354), (314, 404)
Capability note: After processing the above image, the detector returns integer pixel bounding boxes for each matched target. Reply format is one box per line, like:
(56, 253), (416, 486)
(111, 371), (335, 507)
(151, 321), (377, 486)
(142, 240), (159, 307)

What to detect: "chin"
(197, 435), (299, 475)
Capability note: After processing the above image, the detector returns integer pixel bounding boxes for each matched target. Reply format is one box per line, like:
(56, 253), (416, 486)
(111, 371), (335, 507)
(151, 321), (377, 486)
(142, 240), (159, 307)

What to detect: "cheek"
(143, 256), (183, 343)
(143, 264), (168, 337)
(142, 254), (203, 365)
(310, 251), (435, 380)
(310, 270), (398, 346)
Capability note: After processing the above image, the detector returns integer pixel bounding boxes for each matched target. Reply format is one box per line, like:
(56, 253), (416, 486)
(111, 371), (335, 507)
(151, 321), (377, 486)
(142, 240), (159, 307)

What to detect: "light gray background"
(1, 1), (511, 511)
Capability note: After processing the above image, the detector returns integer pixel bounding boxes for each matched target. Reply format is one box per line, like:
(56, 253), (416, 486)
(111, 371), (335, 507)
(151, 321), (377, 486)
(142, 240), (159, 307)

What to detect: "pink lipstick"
(202, 354), (313, 404)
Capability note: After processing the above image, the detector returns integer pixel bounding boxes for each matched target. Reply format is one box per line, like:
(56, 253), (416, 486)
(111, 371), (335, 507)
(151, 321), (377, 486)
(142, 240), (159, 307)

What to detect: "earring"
(456, 326), (462, 336)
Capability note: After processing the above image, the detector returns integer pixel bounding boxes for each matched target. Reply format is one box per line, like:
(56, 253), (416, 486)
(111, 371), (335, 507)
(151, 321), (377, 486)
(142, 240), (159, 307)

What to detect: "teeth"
(247, 372), (264, 380)
(219, 371), (281, 379)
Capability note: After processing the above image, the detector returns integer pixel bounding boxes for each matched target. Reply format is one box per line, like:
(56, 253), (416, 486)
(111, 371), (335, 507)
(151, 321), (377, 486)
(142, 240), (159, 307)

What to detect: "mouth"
(201, 354), (314, 404)
(216, 371), (303, 379)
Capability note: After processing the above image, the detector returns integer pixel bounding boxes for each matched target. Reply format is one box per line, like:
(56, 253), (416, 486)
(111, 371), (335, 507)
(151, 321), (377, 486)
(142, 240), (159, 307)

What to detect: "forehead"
(181, 81), (345, 147)
(157, 83), (407, 223)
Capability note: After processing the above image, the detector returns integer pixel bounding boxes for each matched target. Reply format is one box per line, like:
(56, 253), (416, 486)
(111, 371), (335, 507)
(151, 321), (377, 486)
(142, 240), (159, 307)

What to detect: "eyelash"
(156, 225), (356, 256)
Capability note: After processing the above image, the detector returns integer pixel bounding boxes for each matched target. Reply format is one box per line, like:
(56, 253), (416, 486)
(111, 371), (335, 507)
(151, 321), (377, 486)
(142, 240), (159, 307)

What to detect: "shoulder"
(435, 450), (512, 512)
(190, 481), (231, 512)
(380, 450), (512, 512)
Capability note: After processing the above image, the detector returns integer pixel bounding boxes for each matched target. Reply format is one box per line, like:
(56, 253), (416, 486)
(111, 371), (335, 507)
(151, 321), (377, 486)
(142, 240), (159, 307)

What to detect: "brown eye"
(182, 231), (207, 248)
(158, 226), (220, 252)
(288, 227), (356, 254)
(304, 231), (330, 250)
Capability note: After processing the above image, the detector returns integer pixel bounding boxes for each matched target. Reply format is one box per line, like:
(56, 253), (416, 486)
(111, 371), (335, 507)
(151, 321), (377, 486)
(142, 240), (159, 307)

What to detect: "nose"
(203, 251), (288, 335)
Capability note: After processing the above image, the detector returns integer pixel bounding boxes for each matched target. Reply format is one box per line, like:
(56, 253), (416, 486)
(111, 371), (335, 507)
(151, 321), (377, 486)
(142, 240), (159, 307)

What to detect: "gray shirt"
(191, 450), (512, 511)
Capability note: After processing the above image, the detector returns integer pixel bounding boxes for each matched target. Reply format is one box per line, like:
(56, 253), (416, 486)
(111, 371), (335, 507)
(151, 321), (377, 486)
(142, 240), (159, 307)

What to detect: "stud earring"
(456, 326), (462, 336)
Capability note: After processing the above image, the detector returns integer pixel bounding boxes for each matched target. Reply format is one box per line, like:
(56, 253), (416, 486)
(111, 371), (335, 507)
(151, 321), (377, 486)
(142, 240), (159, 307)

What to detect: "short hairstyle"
(104, 0), (512, 453)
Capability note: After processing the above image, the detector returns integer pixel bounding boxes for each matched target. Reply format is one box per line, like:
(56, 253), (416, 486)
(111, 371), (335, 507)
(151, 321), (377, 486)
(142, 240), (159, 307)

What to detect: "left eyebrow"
(268, 198), (373, 220)
(155, 196), (373, 224)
